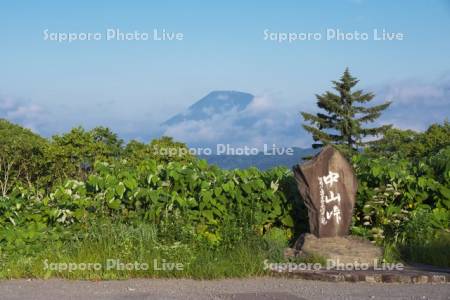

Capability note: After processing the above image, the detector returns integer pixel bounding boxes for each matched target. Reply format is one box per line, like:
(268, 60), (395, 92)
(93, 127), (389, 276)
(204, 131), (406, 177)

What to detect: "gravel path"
(0, 278), (449, 300)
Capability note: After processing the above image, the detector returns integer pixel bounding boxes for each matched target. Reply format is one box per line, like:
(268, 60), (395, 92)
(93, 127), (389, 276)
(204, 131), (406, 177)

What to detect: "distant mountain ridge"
(199, 147), (316, 170)
(162, 91), (254, 126)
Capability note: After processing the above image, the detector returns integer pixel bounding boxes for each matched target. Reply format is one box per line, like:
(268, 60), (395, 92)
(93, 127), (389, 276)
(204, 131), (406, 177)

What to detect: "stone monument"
(288, 145), (382, 266)
(293, 145), (357, 237)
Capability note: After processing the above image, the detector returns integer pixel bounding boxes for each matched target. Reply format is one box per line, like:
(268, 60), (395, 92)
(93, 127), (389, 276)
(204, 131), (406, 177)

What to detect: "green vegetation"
(351, 122), (450, 266)
(0, 157), (295, 250)
(0, 116), (449, 279)
(0, 120), (47, 196)
(0, 120), (300, 278)
(1, 221), (287, 279)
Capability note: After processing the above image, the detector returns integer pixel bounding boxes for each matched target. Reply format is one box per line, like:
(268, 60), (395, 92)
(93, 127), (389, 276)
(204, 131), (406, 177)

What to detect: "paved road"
(0, 278), (449, 300)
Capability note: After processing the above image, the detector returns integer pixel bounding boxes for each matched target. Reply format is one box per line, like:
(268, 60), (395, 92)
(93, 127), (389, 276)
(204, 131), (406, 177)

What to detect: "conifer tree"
(301, 68), (392, 153)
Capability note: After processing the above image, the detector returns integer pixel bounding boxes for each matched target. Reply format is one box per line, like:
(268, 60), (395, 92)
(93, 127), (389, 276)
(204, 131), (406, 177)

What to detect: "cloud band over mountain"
(2, 75), (449, 146)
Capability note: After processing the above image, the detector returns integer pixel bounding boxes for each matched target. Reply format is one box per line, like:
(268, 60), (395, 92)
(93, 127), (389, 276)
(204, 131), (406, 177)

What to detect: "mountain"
(162, 91), (254, 126)
(160, 90), (305, 148)
(161, 90), (313, 169)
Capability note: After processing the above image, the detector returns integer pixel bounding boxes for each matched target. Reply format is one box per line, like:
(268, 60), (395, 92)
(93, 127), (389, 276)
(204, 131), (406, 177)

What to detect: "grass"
(381, 217), (450, 268)
(2, 212), (447, 279)
(400, 230), (450, 268)
(0, 220), (310, 280)
(382, 231), (450, 268)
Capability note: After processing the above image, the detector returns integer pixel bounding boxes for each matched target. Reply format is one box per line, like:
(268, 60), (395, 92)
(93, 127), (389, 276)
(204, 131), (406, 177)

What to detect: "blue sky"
(1, 0), (449, 146)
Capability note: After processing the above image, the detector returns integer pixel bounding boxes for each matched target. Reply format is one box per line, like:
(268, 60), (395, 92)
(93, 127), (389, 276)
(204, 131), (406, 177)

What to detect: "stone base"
(289, 233), (383, 267)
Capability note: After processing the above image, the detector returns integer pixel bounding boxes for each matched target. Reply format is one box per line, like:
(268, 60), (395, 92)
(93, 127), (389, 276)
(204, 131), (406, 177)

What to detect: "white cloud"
(375, 76), (450, 130)
(0, 95), (46, 133)
(245, 95), (274, 113)
(380, 81), (446, 105)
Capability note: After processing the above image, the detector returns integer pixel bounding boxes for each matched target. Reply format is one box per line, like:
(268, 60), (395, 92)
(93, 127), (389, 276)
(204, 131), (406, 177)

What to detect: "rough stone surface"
(293, 145), (357, 237)
(271, 267), (450, 284)
(292, 233), (383, 267)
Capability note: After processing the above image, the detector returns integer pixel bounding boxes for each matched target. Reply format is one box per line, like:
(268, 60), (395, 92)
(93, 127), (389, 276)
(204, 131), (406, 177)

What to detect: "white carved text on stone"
(318, 171), (342, 225)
